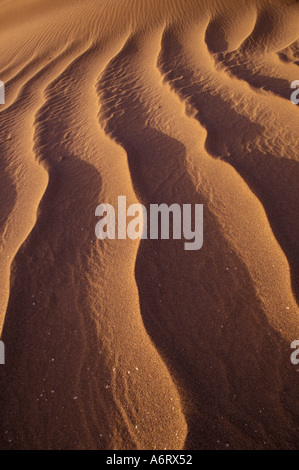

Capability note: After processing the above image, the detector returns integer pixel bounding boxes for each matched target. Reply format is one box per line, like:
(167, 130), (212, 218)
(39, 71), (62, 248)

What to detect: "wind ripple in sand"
(0, 0), (299, 451)
(0, 38), (186, 450)
(98, 22), (299, 449)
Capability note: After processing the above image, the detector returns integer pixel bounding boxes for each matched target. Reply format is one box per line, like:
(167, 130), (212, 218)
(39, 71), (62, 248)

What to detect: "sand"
(0, 0), (298, 450)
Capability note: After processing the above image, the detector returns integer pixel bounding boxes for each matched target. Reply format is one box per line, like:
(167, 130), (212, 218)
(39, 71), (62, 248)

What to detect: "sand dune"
(0, 0), (298, 450)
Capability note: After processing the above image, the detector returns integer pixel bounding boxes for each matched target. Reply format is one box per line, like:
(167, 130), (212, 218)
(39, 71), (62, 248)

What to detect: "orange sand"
(0, 0), (299, 450)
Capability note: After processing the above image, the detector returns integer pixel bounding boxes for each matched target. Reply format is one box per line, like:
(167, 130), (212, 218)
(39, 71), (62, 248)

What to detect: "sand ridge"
(0, 0), (298, 450)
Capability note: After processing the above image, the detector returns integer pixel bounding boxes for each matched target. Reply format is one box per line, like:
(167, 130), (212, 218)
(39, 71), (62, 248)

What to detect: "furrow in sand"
(159, 21), (299, 448)
(278, 40), (299, 67)
(159, 20), (299, 305)
(216, 43), (299, 104)
(1, 0), (299, 452)
(0, 36), (187, 450)
(0, 41), (99, 449)
(215, 47), (299, 105)
(0, 45), (75, 113)
(0, 42), (91, 334)
(205, 3), (299, 101)
(204, 2), (299, 104)
(98, 25), (299, 449)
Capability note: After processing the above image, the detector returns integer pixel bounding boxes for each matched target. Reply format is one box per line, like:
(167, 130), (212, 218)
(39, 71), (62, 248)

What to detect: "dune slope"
(0, 0), (298, 450)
